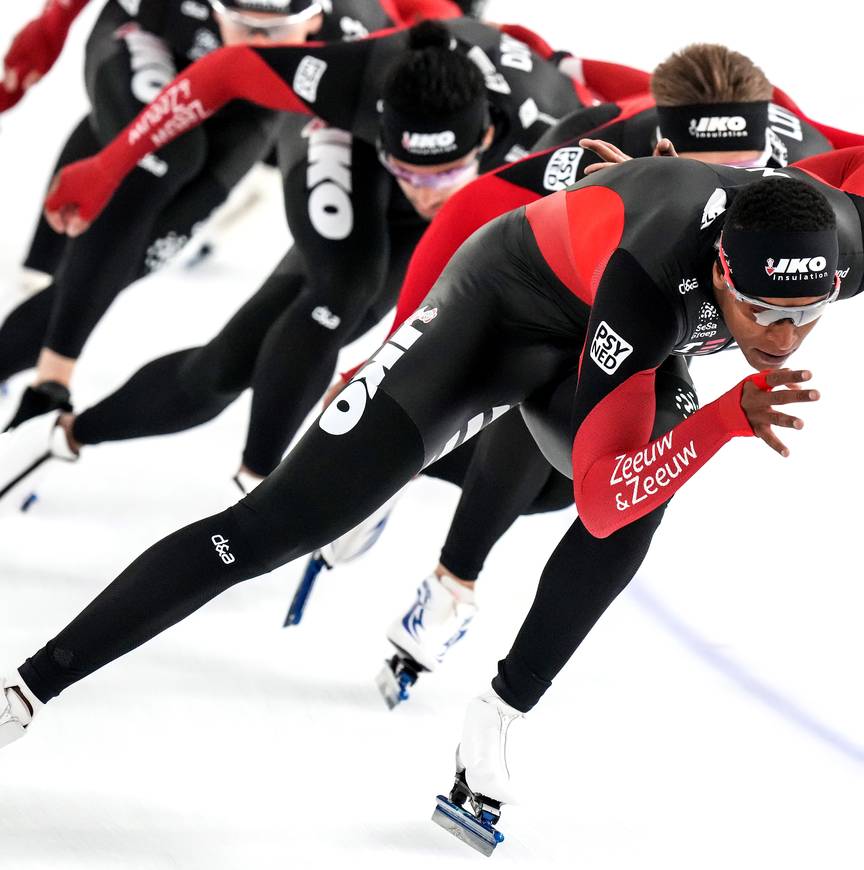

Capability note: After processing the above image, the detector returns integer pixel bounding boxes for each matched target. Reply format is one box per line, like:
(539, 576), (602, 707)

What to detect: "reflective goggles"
(718, 240), (840, 327)
(376, 144), (480, 190)
(209, 0), (322, 36)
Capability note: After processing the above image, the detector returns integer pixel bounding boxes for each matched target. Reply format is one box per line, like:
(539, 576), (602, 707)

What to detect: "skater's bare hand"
(741, 368), (819, 457)
(582, 137), (678, 175)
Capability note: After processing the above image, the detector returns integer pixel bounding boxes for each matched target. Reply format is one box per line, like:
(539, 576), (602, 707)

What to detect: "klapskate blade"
(374, 662), (402, 710)
(431, 796), (503, 857)
(283, 556), (326, 627)
(0, 451), (50, 503)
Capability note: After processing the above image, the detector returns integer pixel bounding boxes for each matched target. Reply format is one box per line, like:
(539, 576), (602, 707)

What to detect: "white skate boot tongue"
(460, 690), (524, 805)
(438, 574), (476, 605)
(385, 574), (479, 673)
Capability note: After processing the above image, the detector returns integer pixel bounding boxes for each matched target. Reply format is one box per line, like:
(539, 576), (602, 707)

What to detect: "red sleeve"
(339, 168), (543, 382)
(579, 59), (651, 102)
(45, 44), (311, 224)
(794, 147), (864, 196)
(571, 369), (754, 538)
(380, 0), (461, 23)
(101, 45), (309, 170)
(497, 24), (555, 59)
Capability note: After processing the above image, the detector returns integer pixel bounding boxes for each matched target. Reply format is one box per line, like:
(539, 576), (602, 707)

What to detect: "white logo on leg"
(212, 534), (235, 565)
(590, 321), (633, 375)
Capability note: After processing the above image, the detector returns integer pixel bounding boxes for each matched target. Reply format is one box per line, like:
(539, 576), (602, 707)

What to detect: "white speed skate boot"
(0, 384), (77, 510)
(283, 490), (403, 627)
(376, 574), (477, 709)
(431, 689), (523, 856)
(0, 673), (42, 750)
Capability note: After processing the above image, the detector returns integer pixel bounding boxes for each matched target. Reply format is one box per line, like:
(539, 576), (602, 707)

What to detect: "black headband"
(656, 101), (769, 153)
(722, 226), (839, 298)
(224, 0), (317, 13)
(379, 99), (488, 166)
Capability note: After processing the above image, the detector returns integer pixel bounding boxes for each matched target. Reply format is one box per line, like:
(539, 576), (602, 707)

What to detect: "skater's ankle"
(57, 413), (82, 456)
(435, 564), (475, 589)
(34, 349), (76, 388)
(5, 671), (43, 723)
(436, 567), (476, 604)
(234, 466), (264, 495)
(239, 464), (264, 481)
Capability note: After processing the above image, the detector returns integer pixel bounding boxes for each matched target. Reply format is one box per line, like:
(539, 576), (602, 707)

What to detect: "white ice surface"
(0, 2), (863, 868)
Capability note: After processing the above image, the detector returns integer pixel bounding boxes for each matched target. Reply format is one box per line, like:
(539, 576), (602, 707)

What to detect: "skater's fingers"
(766, 388), (820, 406)
(765, 369), (811, 389)
(653, 137), (678, 158)
(584, 161), (620, 175)
(66, 214), (91, 238)
(44, 205), (66, 234)
(22, 70), (41, 91)
(754, 424), (789, 457)
(580, 138), (630, 164)
(766, 410), (803, 430)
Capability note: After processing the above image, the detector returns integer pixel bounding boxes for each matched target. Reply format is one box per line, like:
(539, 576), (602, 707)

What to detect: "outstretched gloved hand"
(44, 154), (119, 236)
(1, 1), (87, 112)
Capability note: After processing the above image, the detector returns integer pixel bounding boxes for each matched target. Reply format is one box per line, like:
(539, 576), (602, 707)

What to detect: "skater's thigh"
(319, 215), (580, 466)
(280, 128), (392, 308)
(200, 104), (285, 193)
(179, 248), (308, 394)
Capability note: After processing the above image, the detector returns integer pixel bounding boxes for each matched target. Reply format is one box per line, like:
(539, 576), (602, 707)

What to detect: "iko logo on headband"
(688, 115), (748, 138)
(401, 130), (457, 156)
(764, 257), (828, 280)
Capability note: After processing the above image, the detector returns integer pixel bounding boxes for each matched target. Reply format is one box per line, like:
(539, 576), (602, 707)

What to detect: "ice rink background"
(0, 2), (862, 868)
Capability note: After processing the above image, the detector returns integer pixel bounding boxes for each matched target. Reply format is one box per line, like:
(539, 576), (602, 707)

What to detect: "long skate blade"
(283, 556), (326, 627)
(431, 796), (503, 857)
(0, 451), (50, 501)
(374, 661), (403, 710)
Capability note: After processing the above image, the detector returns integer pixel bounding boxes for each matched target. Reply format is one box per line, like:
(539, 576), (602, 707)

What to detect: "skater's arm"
(339, 168), (543, 383)
(493, 25), (650, 104)
(42, 33), (397, 233)
(794, 146), (864, 196)
(572, 58), (651, 102)
(567, 250), (758, 538)
(772, 86), (864, 150)
(1, 0), (90, 111)
(44, 45), (305, 233)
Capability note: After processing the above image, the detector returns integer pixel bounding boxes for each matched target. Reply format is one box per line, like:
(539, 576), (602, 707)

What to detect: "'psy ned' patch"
(590, 321), (633, 375)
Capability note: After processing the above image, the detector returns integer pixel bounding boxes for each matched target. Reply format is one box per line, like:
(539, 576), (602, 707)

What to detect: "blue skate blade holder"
(431, 795), (504, 857)
(283, 555), (328, 627)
